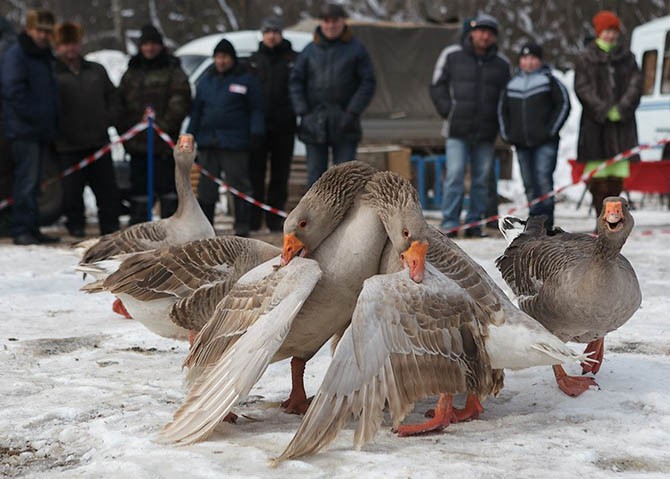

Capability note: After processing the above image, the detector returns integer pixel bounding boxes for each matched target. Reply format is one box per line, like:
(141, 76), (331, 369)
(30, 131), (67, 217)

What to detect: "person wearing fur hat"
(187, 38), (264, 237)
(498, 40), (571, 229)
(574, 10), (641, 224)
(1, 9), (60, 245)
(117, 23), (191, 225)
(53, 22), (121, 237)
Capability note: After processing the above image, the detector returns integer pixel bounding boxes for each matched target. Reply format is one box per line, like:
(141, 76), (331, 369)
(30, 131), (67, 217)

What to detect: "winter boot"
(159, 193), (178, 219)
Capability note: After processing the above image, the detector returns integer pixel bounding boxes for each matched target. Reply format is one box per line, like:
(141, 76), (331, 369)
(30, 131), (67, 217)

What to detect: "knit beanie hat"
(139, 24), (163, 45)
(518, 41), (543, 60)
(213, 38), (237, 60)
(54, 22), (83, 45)
(260, 16), (283, 33)
(470, 13), (499, 36)
(593, 10), (621, 37)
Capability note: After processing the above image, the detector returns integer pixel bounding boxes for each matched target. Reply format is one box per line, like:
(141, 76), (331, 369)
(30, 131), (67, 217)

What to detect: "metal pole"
(147, 115), (154, 221)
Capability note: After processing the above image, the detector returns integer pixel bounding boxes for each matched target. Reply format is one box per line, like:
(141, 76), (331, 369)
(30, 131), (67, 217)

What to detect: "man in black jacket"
(248, 17), (296, 232)
(498, 41), (571, 229)
(290, 3), (375, 186)
(54, 22), (121, 237)
(430, 14), (510, 238)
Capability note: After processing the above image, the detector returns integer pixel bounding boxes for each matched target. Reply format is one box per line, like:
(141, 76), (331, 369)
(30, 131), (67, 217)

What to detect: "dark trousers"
(0, 134), (13, 236)
(59, 149), (121, 234)
(517, 141), (559, 229)
(129, 152), (177, 223)
(10, 139), (49, 237)
(305, 140), (358, 187)
(197, 148), (251, 235)
(249, 130), (294, 231)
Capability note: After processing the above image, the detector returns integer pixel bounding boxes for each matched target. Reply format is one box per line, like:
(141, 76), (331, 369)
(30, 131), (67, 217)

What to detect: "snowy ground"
(1, 201), (669, 479)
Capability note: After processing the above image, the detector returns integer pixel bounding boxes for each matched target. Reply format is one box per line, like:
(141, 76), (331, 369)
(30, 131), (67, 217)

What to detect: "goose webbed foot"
(581, 337), (605, 375)
(424, 393), (483, 422)
(112, 298), (132, 319)
(280, 357), (311, 414)
(553, 365), (599, 397)
(395, 393), (458, 437)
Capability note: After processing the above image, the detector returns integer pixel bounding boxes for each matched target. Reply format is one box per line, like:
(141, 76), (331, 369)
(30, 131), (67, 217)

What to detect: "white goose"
(496, 197), (641, 396)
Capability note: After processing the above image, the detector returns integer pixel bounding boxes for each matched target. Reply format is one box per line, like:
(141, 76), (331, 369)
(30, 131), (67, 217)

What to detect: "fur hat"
(139, 24), (163, 45)
(593, 10), (621, 37)
(25, 9), (55, 31)
(318, 3), (348, 19)
(54, 22), (83, 45)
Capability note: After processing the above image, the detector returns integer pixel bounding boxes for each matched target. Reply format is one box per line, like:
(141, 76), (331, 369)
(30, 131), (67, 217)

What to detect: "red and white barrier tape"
(151, 124), (288, 218)
(445, 138), (670, 234)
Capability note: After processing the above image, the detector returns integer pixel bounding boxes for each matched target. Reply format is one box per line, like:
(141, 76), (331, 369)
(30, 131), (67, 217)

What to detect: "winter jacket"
(187, 63), (264, 151)
(289, 26), (375, 144)
(1, 32), (58, 142)
(117, 50), (191, 156)
(574, 41), (641, 163)
(498, 65), (571, 149)
(248, 39), (297, 134)
(54, 57), (120, 153)
(430, 36), (510, 142)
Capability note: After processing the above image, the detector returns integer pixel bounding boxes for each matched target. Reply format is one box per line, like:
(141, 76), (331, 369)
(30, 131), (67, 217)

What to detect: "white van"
(631, 15), (670, 159)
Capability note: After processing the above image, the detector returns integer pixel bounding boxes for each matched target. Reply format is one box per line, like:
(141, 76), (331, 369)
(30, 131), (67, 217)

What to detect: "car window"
(641, 50), (657, 96)
(179, 54), (208, 77)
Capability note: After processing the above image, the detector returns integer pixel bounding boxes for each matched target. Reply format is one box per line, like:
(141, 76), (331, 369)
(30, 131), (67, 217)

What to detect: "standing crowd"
(0, 5), (641, 245)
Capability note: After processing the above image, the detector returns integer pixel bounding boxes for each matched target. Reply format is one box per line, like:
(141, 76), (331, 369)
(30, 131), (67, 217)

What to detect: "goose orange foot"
(395, 393), (458, 437)
(281, 357), (311, 414)
(581, 337), (605, 375)
(223, 412), (238, 423)
(553, 365), (599, 397)
(424, 393), (483, 422)
(112, 298), (132, 319)
(280, 395), (313, 415)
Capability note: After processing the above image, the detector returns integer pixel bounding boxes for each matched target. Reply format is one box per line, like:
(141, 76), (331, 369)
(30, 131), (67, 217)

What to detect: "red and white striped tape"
(444, 138), (670, 234)
(151, 124), (288, 218)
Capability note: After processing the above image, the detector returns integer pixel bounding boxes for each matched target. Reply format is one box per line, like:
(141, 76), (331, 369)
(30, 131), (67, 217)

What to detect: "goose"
(496, 196), (641, 396)
(81, 236), (280, 341)
(75, 134), (215, 317)
(159, 171), (432, 444)
(273, 256), (590, 463)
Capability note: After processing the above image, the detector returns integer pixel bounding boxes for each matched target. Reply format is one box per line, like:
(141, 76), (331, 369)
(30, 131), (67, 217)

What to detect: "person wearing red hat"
(574, 10), (641, 225)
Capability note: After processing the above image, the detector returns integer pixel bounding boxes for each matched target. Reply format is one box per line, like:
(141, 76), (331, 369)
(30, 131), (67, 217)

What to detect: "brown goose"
(76, 134), (214, 265)
(82, 236), (280, 341)
(496, 196), (641, 396)
(159, 171), (432, 444)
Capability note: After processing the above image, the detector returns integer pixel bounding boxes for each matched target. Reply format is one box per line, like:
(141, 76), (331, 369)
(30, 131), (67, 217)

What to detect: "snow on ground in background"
(2, 202), (670, 478)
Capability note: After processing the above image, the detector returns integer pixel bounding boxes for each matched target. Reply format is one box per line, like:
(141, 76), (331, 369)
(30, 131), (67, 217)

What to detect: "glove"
(339, 111), (358, 132)
(607, 106), (621, 122)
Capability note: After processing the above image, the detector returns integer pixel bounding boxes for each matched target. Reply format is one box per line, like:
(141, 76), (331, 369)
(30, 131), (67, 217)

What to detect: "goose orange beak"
(402, 240), (428, 283)
(177, 134), (194, 152)
(604, 201), (623, 224)
(281, 232), (307, 266)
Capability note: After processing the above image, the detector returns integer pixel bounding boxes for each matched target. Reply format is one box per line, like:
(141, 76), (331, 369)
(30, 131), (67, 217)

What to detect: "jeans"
(441, 138), (495, 230)
(516, 141), (558, 228)
(305, 141), (358, 187)
(11, 140), (49, 237)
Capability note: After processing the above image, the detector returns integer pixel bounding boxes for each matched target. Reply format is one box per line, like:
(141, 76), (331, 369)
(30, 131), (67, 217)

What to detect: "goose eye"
(299, 220), (307, 228)
(402, 228), (410, 239)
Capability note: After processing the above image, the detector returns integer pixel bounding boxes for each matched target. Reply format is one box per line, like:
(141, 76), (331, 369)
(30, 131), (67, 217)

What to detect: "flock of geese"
(73, 134), (641, 464)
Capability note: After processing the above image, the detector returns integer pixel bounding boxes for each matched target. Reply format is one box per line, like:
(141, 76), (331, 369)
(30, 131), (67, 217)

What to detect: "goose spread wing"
(275, 264), (500, 461)
(160, 257), (322, 445)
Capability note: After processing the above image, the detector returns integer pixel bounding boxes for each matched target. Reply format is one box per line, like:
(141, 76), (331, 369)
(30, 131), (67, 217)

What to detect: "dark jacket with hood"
(117, 49), (191, 155)
(54, 57), (120, 153)
(498, 64), (571, 149)
(249, 38), (297, 134)
(430, 35), (510, 142)
(289, 26), (375, 144)
(187, 62), (264, 151)
(1, 32), (58, 141)
(574, 41), (641, 163)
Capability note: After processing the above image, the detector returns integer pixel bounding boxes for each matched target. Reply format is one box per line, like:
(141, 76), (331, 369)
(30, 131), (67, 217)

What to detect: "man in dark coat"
(575, 10), (641, 221)
(188, 39), (264, 237)
(117, 24), (191, 224)
(1, 9), (60, 245)
(289, 3), (376, 186)
(0, 16), (16, 237)
(248, 17), (297, 232)
(498, 41), (571, 229)
(53, 22), (121, 237)
(430, 13), (510, 238)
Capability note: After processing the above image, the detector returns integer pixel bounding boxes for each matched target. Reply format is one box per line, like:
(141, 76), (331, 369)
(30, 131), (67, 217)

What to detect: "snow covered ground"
(1, 201), (669, 478)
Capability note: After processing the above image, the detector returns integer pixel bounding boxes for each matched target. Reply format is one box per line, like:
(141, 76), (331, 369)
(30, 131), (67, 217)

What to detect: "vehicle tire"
(38, 154), (64, 226)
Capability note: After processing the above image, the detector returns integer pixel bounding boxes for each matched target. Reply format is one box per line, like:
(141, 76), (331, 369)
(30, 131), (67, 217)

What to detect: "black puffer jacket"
(430, 36), (510, 142)
(498, 64), (571, 149)
(574, 41), (641, 163)
(289, 26), (375, 144)
(249, 39), (297, 134)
